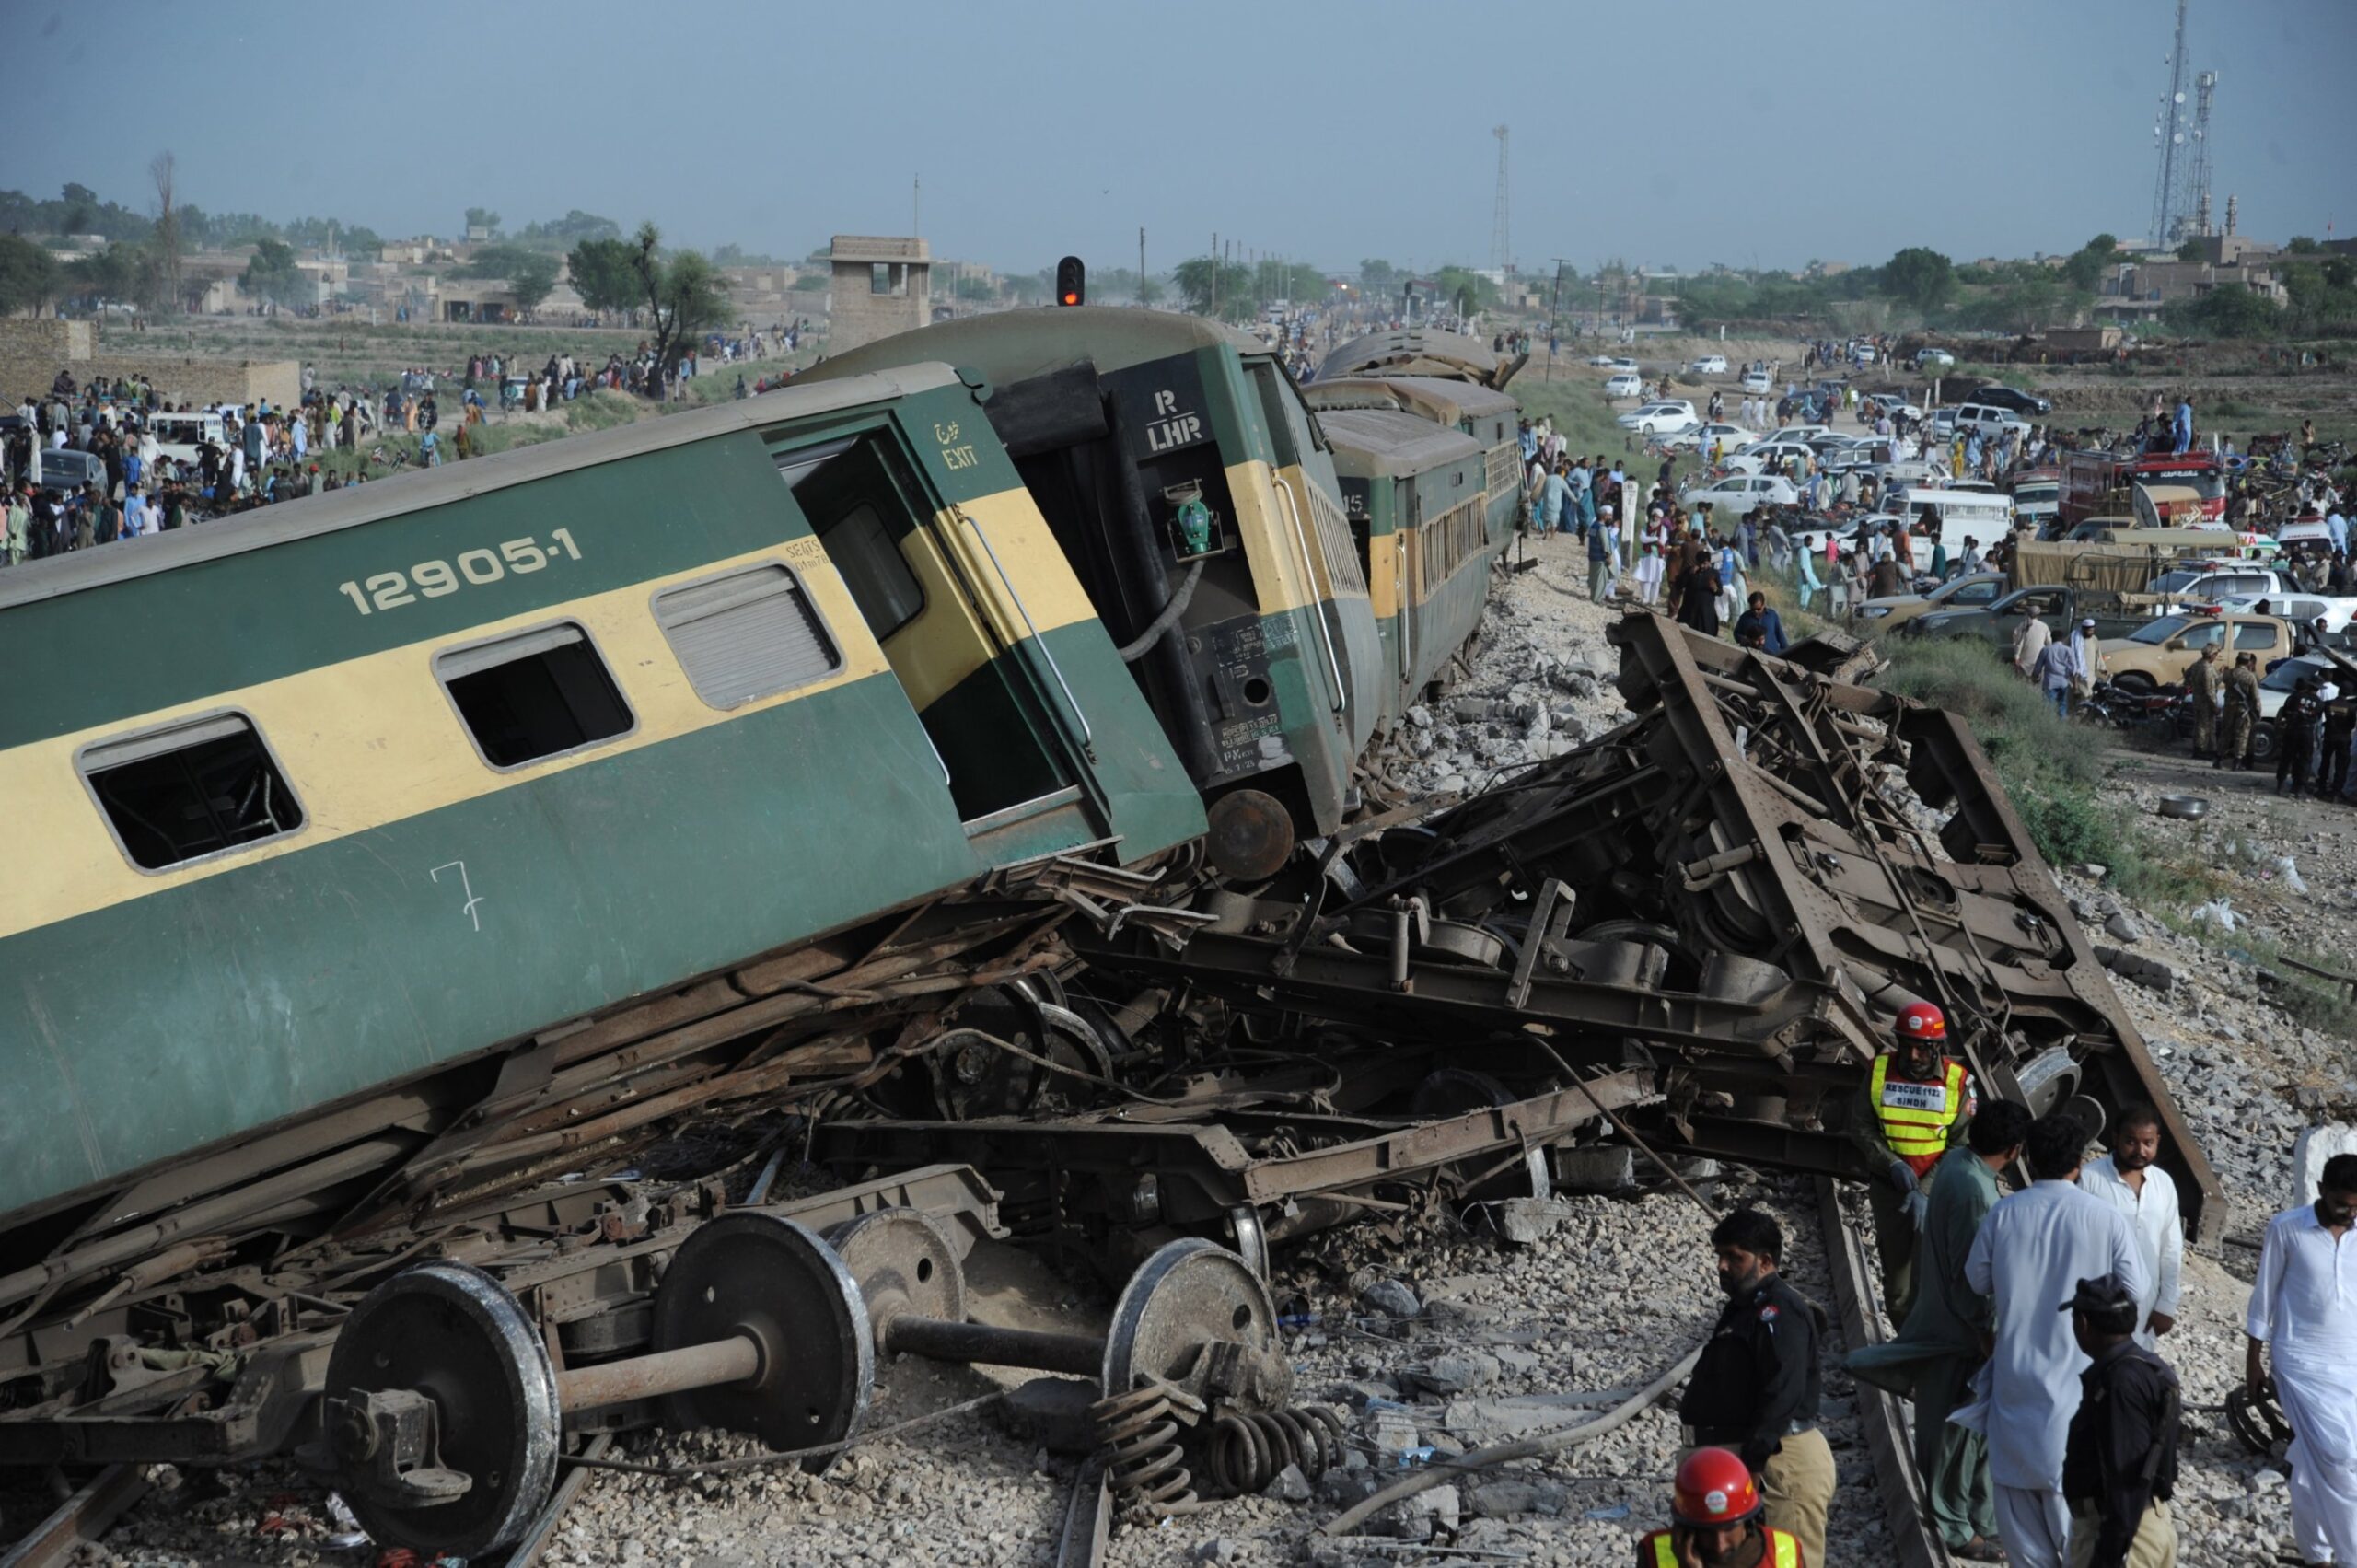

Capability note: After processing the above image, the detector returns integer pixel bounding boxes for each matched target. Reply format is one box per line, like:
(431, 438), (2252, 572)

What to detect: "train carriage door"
(776, 432), (1085, 840)
(1398, 479), (1421, 691)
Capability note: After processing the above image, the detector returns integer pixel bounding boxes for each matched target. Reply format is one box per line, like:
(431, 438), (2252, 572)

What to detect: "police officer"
(2061, 1273), (2181, 1568)
(1636, 1448), (1805, 1567)
(2218, 652), (2260, 771)
(2182, 642), (2220, 759)
(1850, 1001), (1975, 1324)
(1679, 1209), (1834, 1568)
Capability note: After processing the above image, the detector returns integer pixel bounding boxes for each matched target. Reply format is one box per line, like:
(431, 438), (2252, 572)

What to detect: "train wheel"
(321, 1263), (562, 1559)
(1101, 1239), (1289, 1411)
(651, 1213), (873, 1464)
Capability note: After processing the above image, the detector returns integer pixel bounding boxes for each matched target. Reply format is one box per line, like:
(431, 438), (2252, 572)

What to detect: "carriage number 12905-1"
(335, 528), (583, 615)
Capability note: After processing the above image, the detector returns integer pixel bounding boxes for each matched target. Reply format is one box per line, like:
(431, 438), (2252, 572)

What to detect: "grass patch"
(1870, 636), (2212, 906)
(1872, 633), (2357, 1043)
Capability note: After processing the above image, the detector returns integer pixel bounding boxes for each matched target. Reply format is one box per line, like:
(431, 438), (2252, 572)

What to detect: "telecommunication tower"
(2146, 0), (2216, 248)
(2186, 70), (2217, 238)
(1490, 125), (1511, 276)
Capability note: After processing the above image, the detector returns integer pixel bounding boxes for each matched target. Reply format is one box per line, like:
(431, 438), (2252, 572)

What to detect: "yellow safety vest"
(1644, 1526), (1804, 1566)
(1872, 1053), (1968, 1160)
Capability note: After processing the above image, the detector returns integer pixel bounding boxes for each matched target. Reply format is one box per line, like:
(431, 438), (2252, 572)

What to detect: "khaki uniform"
(2183, 653), (2219, 755)
(2219, 666), (2260, 768)
(2068, 1498), (2177, 1568)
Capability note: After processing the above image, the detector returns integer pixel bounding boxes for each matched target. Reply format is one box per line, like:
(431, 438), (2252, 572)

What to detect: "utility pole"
(1211, 232), (1218, 319)
(1489, 125), (1511, 276)
(1548, 259), (1574, 381)
(912, 174), (921, 238)
(1139, 226), (1146, 308)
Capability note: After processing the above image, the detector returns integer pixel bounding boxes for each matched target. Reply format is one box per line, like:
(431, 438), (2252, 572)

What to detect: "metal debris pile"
(0, 612), (2216, 1566)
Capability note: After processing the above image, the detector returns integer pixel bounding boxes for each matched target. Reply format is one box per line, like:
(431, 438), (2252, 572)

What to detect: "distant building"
(828, 237), (930, 352)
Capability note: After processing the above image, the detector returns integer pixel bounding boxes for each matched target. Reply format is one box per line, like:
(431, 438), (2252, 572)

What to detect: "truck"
(1903, 583), (2150, 647)
(2059, 447), (2225, 528)
(2094, 608), (2298, 692)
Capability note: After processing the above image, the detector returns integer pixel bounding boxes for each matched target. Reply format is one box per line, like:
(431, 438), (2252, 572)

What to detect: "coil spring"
(1205, 1403), (1348, 1497)
(1091, 1380), (1206, 1516)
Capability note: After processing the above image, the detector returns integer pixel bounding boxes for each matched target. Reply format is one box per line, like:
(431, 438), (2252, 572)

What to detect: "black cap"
(2058, 1272), (2136, 1316)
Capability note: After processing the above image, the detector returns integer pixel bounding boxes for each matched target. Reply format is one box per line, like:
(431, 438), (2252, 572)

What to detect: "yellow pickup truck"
(2095, 610), (2296, 692)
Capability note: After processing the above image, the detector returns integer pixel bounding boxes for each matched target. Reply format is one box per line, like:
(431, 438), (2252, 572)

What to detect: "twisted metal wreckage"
(0, 610), (2219, 1562)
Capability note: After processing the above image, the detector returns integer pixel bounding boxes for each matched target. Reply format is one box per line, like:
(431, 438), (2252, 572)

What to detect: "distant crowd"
(1, 319), (817, 565)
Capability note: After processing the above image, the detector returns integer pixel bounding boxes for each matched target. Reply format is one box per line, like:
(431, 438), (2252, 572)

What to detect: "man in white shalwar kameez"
(2247, 1153), (2357, 1568)
(1960, 1112), (2146, 1568)
(2079, 1104), (2184, 1351)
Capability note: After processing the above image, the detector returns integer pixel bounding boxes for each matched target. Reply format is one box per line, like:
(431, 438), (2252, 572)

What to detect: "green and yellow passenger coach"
(1308, 398), (1501, 715)
(1311, 376), (1524, 545)
(0, 363), (1208, 1225)
(810, 309), (1384, 878)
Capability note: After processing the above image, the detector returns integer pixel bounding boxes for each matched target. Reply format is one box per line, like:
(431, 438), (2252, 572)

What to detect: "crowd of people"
(0, 319), (816, 566)
(1640, 994), (2354, 1568)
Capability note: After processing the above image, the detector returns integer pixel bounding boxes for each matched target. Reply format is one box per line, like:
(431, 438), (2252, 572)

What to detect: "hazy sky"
(5, 0), (2352, 277)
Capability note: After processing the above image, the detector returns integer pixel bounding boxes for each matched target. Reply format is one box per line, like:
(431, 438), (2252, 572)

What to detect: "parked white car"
(1740, 368), (1773, 395)
(1917, 348), (1956, 371)
(2214, 593), (2357, 640)
(1689, 354), (1729, 375)
(1616, 400), (1699, 436)
(1680, 473), (1801, 517)
(1666, 422), (1759, 453)
(1759, 424), (1830, 446)
(1723, 439), (1818, 475)
(1603, 372), (1645, 399)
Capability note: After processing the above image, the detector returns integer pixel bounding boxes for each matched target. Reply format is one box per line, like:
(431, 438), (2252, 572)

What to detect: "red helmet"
(1895, 1000), (1947, 1043)
(1672, 1447), (1760, 1527)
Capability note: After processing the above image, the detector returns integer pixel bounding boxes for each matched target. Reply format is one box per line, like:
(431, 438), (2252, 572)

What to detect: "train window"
(435, 622), (634, 770)
(814, 502), (923, 640)
(654, 564), (842, 710)
(78, 711), (306, 872)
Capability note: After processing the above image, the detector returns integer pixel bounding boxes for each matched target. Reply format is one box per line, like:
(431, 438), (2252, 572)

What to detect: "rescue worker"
(1637, 1448), (1805, 1567)
(1849, 1001), (1974, 1324)
(1678, 1209), (1835, 1567)
(2061, 1273), (2181, 1568)
(2218, 652), (2260, 771)
(2278, 675), (2323, 796)
(1846, 1100), (2033, 1562)
(2182, 642), (2220, 759)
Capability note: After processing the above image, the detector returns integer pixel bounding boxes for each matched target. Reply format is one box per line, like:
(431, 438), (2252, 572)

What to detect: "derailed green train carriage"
(0, 362), (1210, 1261)
(807, 309), (1387, 879)
(1314, 403), (1500, 713)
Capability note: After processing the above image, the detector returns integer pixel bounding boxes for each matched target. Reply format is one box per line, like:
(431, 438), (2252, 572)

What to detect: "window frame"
(75, 706), (309, 876)
(649, 559), (845, 713)
(432, 617), (639, 774)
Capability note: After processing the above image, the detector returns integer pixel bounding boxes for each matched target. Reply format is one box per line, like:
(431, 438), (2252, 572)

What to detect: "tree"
(148, 151), (180, 315)
(58, 182), (98, 236)
(1882, 247), (1955, 311)
(567, 237), (641, 313)
(509, 252), (560, 314)
(2163, 283), (2281, 339)
(1171, 256), (1252, 319)
(241, 238), (307, 308)
(2286, 236), (2322, 254)
(628, 223), (730, 379)
(2061, 234), (2119, 292)
(464, 206), (502, 237)
(0, 233), (64, 315)
(1359, 258), (1398, 296)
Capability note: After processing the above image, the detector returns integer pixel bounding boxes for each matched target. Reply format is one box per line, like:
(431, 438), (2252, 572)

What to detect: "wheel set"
(314, 1213), (1294, 1557)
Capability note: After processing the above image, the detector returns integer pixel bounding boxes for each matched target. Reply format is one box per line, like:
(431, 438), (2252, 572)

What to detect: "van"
(148, 411), (226, 469)
(1898, 487), (2015, 555)
(30, 447), (107, 494)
